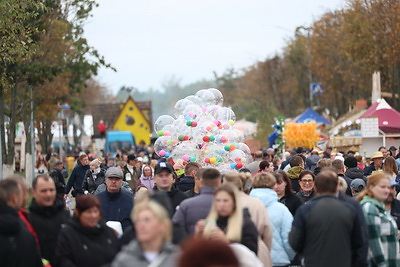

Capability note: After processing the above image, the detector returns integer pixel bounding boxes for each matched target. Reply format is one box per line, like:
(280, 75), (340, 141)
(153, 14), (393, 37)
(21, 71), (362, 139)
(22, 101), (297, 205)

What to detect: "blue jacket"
(96, 190), (133, 232)
(250, 188), (295, 266)
(65, 164), (89, 194)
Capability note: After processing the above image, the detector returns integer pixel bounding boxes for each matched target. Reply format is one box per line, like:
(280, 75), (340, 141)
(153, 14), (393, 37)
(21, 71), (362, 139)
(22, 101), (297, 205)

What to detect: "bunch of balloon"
(153, 88), (252, 171)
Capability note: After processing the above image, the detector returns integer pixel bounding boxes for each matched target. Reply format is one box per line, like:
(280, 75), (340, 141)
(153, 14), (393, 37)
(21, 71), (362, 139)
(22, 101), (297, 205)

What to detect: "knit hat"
(90, 159), (101, 168)
(344, 157), (358, 168)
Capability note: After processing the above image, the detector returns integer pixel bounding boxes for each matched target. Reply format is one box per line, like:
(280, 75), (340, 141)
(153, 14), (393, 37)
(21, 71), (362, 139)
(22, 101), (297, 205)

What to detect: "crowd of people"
(1, 144), (400, 266)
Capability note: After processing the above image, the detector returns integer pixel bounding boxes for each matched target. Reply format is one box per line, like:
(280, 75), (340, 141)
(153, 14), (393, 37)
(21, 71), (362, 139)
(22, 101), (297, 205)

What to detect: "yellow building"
(90, 96), (152, 146)
(112, 97), (151, 145)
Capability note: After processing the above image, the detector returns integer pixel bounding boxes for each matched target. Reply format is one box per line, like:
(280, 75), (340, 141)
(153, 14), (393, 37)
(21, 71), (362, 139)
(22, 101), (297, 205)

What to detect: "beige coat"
(240, 192), (273, 267)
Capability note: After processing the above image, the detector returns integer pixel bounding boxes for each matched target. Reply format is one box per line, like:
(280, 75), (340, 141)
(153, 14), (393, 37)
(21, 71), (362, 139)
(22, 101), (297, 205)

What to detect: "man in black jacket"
(153, 162), (188, 213)
(175, 162), (201, 193)
(0, 179), (42, 267)
(49, 160), (66, 201)
(29, 175), (70, 265)
(289, 169), (366, 267)
(364, 151), (384, 177)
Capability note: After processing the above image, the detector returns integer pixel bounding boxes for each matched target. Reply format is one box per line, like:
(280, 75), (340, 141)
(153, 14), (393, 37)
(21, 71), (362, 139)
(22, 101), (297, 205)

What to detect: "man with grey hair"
(96, 167), (134, 232)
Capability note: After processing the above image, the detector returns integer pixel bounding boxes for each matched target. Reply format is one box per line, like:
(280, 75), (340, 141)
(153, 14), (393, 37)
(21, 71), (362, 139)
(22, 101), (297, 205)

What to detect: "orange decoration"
(283, 121), (319, 149)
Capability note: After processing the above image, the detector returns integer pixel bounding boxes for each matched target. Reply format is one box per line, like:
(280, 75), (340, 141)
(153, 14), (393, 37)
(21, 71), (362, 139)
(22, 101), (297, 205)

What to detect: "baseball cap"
(105, 167), (124, 179)
(137, 157), (143, 162)
(389, 146), (397, 151)
(154, 162), (174, 175)
(350, 179), (366, 192)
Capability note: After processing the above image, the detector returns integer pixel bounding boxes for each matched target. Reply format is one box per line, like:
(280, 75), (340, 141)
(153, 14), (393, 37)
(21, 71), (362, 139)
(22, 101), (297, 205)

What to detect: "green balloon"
(157, 131), (164, 136)
(178, 135), (184, 141)
(209, 136), (215, 141)
(167, 140), (173, 145)
(186, 121), (192, 126)
(190, 156), (196, 162)
(217, 157), (223, 162)
(224, 145), (230, 151)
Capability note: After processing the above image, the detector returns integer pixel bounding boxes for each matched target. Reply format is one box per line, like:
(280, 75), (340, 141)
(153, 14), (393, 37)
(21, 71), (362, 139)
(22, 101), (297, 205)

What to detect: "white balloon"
(154, 115), (175, 133)
(195, 89), (215, 106)
(174, 99), (194, 118)
(208, 88), (224, 106)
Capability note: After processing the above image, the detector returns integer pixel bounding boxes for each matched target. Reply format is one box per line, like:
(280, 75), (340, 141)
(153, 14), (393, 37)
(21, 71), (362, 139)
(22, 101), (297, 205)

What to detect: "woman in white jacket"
(249, 172), (295, 267)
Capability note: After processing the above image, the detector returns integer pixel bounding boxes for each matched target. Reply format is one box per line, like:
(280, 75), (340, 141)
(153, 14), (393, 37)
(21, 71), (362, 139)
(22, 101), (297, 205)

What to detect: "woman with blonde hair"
(383, 156), (399, 182)
(357, 172), (400, 266)
(223, 172), (273, 267)
(196, 183), (258, 255)
(249, 172), (295, 267)
(112, 200), (178, 267)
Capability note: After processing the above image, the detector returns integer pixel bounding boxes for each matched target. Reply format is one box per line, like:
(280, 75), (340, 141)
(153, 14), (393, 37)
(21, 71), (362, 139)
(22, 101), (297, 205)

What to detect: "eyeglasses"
(301, 179), (314, 184)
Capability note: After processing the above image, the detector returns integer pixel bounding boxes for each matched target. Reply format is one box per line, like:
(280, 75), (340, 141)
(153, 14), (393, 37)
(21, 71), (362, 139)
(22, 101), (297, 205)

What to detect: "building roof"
(89, 100), (152, 137)
(294, 108), (332, 125)
(359, 98), (400, 133)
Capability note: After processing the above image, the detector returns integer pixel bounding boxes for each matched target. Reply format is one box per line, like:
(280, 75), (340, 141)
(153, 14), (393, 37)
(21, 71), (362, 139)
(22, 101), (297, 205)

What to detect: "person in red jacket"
(98, 120), (107, 138)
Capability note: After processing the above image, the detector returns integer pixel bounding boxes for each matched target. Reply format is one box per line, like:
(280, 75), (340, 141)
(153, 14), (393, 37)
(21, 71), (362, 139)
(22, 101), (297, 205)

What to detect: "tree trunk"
(23, 86), (34, 186)
(6, 86), (17, 169)
(0, 87), (5, 166)
(38, 118), (54, 155)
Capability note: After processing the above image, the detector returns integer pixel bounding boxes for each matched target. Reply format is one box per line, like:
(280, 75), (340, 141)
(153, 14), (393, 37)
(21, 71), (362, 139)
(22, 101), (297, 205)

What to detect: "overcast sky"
(84, 0), (345, 94)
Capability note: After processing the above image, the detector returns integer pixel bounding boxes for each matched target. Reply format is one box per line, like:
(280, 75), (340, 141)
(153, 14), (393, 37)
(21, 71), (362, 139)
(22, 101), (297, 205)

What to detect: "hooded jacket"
(0, 206), (42, 267)
(29, 199), (70, 264)
(250, 188), (295, 266)
(54, 217), (119, 267)
(139, 166), (155, 190)
(287, 166), (304, 192)
(345, 167), (367, 182)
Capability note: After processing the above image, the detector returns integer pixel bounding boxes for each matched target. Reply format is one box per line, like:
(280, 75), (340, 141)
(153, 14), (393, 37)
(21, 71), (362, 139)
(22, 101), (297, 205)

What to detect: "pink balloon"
(183, 154), (190, 162)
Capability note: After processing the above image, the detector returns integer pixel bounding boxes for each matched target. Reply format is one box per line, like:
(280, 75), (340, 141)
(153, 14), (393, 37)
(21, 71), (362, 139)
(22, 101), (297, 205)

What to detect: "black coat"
(154, 184), (188, 213)
(216, 208), (258, 255)
(65, 164), (90, 194)
(175, 175), (195, 192)
(49, 168), (66, 195)
(82, 168), (106, 194)
(0, 206), (42, 267)
(54, 217), (119, 267)
(290, 194), (366, 267)
(29, 199), (70, 264)
(279, 193), (304, 216)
